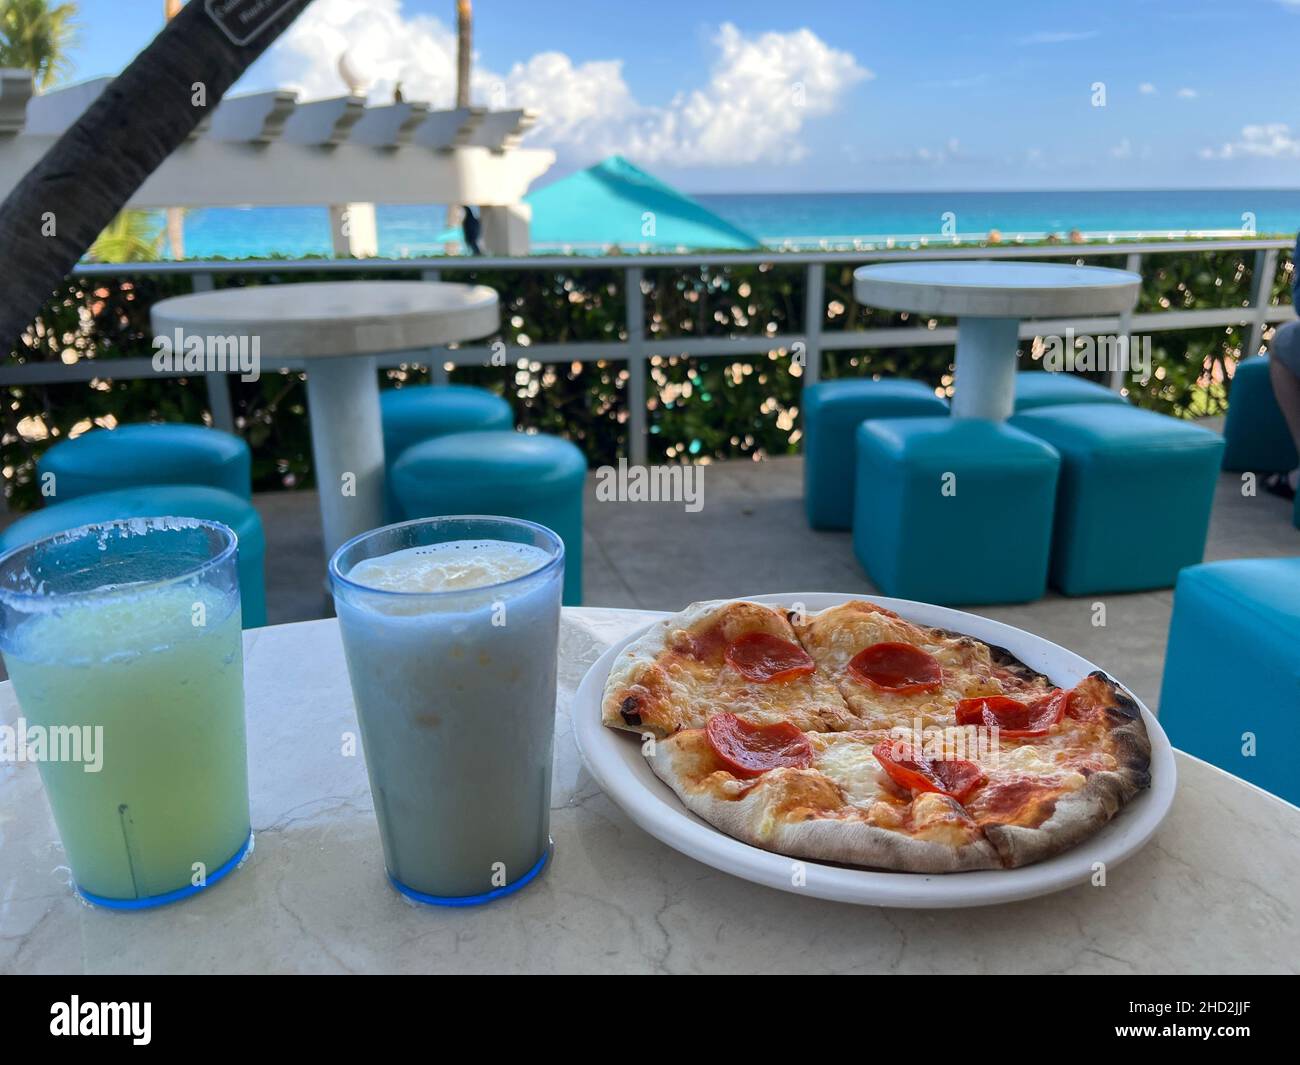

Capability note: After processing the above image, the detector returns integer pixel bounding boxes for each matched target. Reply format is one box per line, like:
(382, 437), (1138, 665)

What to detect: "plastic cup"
(329, 515), (563, 904)
(0, 517), (251, 909)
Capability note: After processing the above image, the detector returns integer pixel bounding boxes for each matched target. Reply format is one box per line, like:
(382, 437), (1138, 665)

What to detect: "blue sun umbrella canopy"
(439, 155), (760, 252)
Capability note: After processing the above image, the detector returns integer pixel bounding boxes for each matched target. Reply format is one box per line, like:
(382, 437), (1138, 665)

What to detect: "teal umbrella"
(439, 155), (760, 251)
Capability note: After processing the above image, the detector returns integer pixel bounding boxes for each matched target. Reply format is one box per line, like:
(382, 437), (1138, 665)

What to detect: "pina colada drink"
(332, 523), (563, 902)
(0, 518), (251, 907)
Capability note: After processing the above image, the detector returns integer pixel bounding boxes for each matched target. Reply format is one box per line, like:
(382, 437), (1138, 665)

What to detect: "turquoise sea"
(168, 188), (1300, 259)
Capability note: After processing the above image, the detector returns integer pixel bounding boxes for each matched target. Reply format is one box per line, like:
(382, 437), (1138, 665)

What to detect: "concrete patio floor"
(254, 451), (1298, 714)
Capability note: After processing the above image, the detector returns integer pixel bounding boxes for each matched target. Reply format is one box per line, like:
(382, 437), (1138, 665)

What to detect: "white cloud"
(1109, 138), (1152, 161)
(874, 138), (964, 166)
(1200, 123), (1300, 159)
(267, 0), (461, 102)
(1138, 82), (1157, 94)
(1176, 87), (1198, 99)
(261, 0), (870, 167)
(1016, 30), (1099, 45)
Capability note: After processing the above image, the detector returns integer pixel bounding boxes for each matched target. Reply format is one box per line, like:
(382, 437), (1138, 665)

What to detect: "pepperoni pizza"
(602, 599), (1151, 873)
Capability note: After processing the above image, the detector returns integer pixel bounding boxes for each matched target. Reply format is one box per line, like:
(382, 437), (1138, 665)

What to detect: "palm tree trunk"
(164, 0), (185, 258)
(456, 0), (472, 108)
(0, 0), (317, 348)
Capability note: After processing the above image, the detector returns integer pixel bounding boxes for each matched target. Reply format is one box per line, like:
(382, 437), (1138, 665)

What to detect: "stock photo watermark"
(1038, 328), (1152, 382)
(0, 718), (103, 772)
(152, 329), (261, 382)
(595, 457), (705, 512)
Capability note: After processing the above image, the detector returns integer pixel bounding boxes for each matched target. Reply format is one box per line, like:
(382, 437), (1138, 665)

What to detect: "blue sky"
(60, 0), (1300, 192)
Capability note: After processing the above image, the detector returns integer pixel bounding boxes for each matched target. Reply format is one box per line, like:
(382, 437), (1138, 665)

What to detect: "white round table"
(152, 281), (499, 557)
(2, 608), (1298, 974)
(853, 261), (1141, 420)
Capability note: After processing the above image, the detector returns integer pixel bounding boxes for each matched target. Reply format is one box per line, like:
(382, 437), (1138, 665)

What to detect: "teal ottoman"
(1014, 371), (1127, 412)
(381, 384), (514, 463)
(381, 384), (515, 519)
(803, 378), (948, 530)
(0, 486), (267, 627)
(1221, 355), (1298, 473)
(37, 423), (251, 502)
(1160, 558), (1300, 806)
(390, 430), (586, 605)
(853, 417), (1060, 604)
(1011, 404), (1225, 595)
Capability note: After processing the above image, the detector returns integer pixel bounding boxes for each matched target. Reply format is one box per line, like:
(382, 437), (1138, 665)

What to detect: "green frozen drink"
(0, 518), (251, 908)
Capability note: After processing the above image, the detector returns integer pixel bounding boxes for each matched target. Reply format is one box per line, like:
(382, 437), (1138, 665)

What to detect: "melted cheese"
(994, 744), (1086, 789)
(794, 602), (1053, 731)
(812, 736), (886, 809)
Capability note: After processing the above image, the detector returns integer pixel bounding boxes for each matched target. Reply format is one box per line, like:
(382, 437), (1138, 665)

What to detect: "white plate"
(573, 592), (1177, 908)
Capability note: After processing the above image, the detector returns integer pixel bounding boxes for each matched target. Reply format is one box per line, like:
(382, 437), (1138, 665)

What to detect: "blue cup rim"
(76, 830), (253, 911)
(0, 515), (238, 611)
(388, 839), (553, 908)
(327, 514), (565, 602)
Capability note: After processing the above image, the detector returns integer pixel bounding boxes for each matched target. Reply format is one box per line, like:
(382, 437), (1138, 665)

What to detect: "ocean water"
(179, 203), (450, 259)
(695, 189), (1300, 244)
(166, 189), (1300, 259)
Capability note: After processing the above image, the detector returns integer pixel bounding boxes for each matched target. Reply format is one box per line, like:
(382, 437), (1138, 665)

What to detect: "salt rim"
(0, 515), (238, 613)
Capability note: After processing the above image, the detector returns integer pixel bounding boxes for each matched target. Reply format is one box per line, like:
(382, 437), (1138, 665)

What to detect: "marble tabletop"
(151, 280), (500, 359)
(853, 260), (1142, 319)
(2, 609), (1298, 975)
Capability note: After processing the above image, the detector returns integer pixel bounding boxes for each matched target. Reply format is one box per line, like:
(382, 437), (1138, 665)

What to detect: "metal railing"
(3, 237), (1293, 466)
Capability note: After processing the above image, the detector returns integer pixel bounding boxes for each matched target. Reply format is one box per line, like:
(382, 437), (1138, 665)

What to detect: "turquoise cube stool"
(1160, 558), (1300, 806)
(381, 384), (514, 464)
(853, 417), (1060, 605)
(37, 423), (251, 502)
(803, 378), (948, 530)
(390, 430), (586, 605)
(1221, 355), (1298, 473)
(1010, 404), (1225, 595)
(0, 486), (267, 627)
(1014, 371), (1127, 412)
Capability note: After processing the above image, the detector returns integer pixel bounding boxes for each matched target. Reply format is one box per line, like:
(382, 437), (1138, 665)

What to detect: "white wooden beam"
(21, 75), (112, 135)
(0, 69), (33, 136)
(0, 132), (555, 207)
(280, 95), (366, 146)
(349, 101), (430, 147)
(463, 108), (535, 151)
(413, 107), (481, 149)
(209, 90), (298, 143)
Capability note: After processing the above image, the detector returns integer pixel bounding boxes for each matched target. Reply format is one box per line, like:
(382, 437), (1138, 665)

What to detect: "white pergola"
(0, 70), (555, 256)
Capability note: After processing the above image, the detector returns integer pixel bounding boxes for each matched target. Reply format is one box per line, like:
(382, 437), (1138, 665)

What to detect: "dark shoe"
(1263, 472), (1297, 501)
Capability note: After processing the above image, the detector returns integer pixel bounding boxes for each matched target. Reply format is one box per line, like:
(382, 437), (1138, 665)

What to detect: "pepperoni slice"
(871, 740), (986, 803)
(705, 713), (813, 778)
(955, 690), (1068, 737)
(848, 642), (943, 694)
(724, 632), (815, 683)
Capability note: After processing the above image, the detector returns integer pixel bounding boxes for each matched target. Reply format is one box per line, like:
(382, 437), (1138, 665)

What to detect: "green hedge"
(4, 243), (1293, 511)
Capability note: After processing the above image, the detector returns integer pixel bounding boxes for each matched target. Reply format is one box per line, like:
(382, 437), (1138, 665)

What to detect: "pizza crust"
(976, 673), (1152, 868)
(648, 728), (1001, 874)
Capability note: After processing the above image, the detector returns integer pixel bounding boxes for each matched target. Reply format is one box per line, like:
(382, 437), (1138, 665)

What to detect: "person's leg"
(1267, 324), (1300, 491)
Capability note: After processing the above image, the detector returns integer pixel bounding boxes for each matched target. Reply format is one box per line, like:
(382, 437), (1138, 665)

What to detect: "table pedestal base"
(304, 356), (387, 560)
(952, 317), (1019, 420)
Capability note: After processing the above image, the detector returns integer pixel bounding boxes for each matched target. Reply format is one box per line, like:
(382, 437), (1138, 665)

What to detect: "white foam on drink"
(346, 539), (551, 594)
